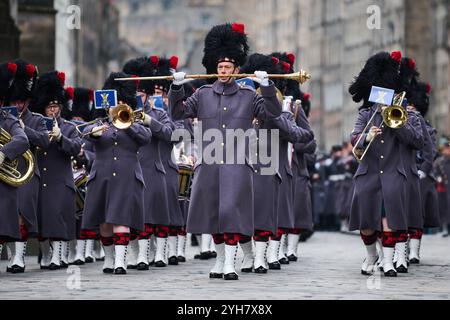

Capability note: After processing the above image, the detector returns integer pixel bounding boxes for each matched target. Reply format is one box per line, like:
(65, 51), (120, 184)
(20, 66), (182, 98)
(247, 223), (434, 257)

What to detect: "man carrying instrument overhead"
(0, 61), (31, 261)
(169, 23), (302, 280)
(3, 59), (49, 273)
(33, 71), (82, 270)
(348, 51), (424, 277)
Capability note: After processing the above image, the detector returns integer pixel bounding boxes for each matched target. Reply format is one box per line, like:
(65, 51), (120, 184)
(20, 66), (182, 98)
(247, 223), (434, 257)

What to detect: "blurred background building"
(1, 0), (450, 151)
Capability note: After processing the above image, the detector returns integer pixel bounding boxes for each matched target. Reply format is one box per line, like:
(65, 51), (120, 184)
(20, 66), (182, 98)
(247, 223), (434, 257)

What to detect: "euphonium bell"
(0, 127), (35, 187)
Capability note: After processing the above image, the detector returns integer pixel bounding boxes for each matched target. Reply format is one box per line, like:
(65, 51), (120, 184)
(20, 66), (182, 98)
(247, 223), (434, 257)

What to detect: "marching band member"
(290, 91), (316, 262)
(407, 81), (440, 263)
(0, 62), (30, 260)
(349, 51), (424, 277)
(123, 57), (174, 270)
(435, 137), (450, 234)
(82, 72), (152, 275)
(169, 23), (308, 280)
(4, 59), (48, 273)
(33, 71), (82, 270)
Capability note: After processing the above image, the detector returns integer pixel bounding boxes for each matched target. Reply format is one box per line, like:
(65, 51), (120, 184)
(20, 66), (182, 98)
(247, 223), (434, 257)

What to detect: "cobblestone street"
(0, 232), (449, 300)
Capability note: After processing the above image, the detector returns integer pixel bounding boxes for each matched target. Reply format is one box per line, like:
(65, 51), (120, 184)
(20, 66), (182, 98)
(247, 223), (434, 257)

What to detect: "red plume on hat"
(282, 62), (291, 73)
(304, 93), (311, 100)
(66, 86), (74, 100)
(390, 51), (402, 64)
(169, 56), (179, 70)
(271, 57), (279, 65)
(287, 53), (296, 65)
(426, 83), (432, 94)
(150, 56), (159, 67)
(88, 89), (94, 101)
(408, 58), (416, 69)
(131, 74), (140, 87)
(57, 71), (66, 86)
(7, 62), (17, 75)
(25, 64), (36, 78)
(231, 23), (245, 34)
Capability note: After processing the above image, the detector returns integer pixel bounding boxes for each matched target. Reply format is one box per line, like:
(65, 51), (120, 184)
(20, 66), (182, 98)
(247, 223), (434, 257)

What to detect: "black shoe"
(40, 265), (50, 270)
(85, 256), (94, 263)
(48, 263), (60, 270)
(127, 264), (138, 270)
(200, 251), (212, 260)
(168, 256), (179, 265)
(395, 264), (408, 273)
(96, 257), (105, 261)
(10, 265), (25, 274)
(287, 254), (298, 262)
(254, 266), (268, 274)
(137, 262), (149, 271)
(60, 261), (69, 269)
(210, 251), (217, 258)
(268, 262), (281, 270)
(384, 269), (397, 277)
(209, 272), (223, 279)
(224, 272), (239, 280)
(6, 266), (12, 273)
(194, 254), (201, 259)
(154, 260), (167, 267)
(409, 258), (420, 264)
(73, 259), (85, 266)
(103, 268), (114, 274)
(149, 260), (155, 266)
(177, 256), (186, 263)
(279, 257), (289, 265)
(241, 267), (253, 273)
(114, 267), (127, 275)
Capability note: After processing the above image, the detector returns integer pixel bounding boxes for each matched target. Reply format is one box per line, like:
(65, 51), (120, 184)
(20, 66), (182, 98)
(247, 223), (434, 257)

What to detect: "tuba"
(0, 127), (35, 187)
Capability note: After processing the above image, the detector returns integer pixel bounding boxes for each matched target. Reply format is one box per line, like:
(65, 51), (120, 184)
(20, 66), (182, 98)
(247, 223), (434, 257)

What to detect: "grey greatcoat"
(37, 118), (82, 240)
(401, 111), (424, 230)
(138, 106), (173, 227)
(0, 112), (30, 240)
(253, 110), (313, 234)
(169, 80), (284, 236)
(434, 156), (450, 225)
(418, 119), (440, 228)
(349, 105), (424, 231)
(18, 109), (50, 235)
(292, 107), (316, 231)
(82, 121), (151, 231)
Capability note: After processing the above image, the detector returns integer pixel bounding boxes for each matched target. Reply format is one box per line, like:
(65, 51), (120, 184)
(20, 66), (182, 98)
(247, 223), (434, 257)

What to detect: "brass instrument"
(0, 127), (35, 187)
(115, 70), (312, 85)
(352, 92), (408, 162)
(80, 103), (145, 137)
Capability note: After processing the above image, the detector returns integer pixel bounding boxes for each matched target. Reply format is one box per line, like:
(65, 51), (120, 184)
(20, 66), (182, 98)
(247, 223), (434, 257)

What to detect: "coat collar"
(212, 80), (239, 96)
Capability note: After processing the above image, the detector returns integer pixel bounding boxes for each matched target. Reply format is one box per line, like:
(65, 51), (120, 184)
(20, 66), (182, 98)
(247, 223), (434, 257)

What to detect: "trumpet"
(114, 70), (312, 85)
(80, 104), (145, 137)
(352, 92), (408, 162)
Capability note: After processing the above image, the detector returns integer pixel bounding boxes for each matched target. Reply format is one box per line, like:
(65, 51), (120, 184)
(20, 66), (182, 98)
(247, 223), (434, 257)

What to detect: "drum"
(178, 164), (194, 200)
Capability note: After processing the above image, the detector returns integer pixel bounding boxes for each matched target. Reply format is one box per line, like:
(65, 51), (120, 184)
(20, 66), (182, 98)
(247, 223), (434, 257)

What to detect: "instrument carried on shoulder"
(352, 92), (408, 162)
(0, 127), (35, 187)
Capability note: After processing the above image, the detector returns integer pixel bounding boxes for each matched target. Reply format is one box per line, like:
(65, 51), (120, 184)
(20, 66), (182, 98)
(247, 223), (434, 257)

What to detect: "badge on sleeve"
(94, 90), (117, 109)
(236, 77), (256, 89)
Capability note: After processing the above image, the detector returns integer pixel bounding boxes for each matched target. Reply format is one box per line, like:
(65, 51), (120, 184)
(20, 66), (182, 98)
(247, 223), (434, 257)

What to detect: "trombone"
(352, 92), (408, 162)
(114, 70), (312, 85)
(79, 104), (145, 137)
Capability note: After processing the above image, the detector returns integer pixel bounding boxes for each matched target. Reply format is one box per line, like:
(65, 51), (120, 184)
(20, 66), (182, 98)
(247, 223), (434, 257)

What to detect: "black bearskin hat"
(299, 91), (312, 118)
(202, 23), (249, 75)
(241, 53), (285, 91)
(398, 57), (420, 93)
(407, 81), (430, 117)
(30, 71), (66, 115)
(7, 59), (38, 103)
(271, 52), (300, 100)
(148, 55), (178, 93)
(349, 51), (402, 109)
(0, 62), (18, 103)
(71, 87), (94, 121)
(102, 71), (138, 110)
(61, 86), (75, 119)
